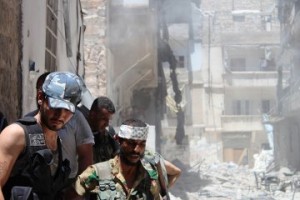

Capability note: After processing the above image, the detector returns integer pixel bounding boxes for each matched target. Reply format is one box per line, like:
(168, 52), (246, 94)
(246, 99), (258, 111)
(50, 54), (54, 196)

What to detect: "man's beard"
(119, 149), (144, 166)
(41, 118), (60, 131)
(40, 109), (63, 131)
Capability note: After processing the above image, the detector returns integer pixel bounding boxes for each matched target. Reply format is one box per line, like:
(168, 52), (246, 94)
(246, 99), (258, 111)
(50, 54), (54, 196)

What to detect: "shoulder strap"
(93, 161), (123, 199)
(156, 158), (169, 199)
(12, 117), (39, 162)
(93, 161), (113, 180)
(15, 117), (39, 153)
(16, 117), (37, 125)
(142, 152), (169, 198)
(15, 117), (46, 155)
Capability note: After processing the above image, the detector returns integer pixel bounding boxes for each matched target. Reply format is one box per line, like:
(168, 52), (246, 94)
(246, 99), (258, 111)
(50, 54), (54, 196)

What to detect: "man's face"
(119, 138), (146, 165)
(90, 108), (113, 133)
(39, 95), (73, 131)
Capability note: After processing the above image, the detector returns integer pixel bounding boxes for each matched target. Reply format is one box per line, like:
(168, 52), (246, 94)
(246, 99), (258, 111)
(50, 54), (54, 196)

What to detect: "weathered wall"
(273, 116), (300, 171)
(0, 0), (22, 123)
(81, 0), (107, 97)
(201, 0), (279, 45)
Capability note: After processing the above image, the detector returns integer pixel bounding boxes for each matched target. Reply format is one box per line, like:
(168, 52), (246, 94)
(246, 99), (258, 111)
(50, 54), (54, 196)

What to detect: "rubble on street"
(169, 148), (300, 200)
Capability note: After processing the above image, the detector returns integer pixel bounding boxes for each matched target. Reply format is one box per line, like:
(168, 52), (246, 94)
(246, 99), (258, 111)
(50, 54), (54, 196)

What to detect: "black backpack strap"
(9, 117), (39, 174)
(16, 117), (37, 126)
(10, 186), (39, 200)
(15, 116), (42, 158)
(52, 137), (71, 193)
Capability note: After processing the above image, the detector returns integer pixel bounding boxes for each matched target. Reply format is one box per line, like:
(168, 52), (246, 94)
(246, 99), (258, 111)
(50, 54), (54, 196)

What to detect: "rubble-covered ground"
(167, 140), (300, 200)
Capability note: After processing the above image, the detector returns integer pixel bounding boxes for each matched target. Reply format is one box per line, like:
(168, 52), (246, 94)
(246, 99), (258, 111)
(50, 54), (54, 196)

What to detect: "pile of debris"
(169, 149), (300, 200)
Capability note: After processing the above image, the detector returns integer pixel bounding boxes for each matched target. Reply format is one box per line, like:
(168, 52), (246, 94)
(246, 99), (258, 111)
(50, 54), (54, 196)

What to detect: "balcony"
(221, 115), (263, 132)
(221, 31), (280, 45)
(223, 71), (277, 88)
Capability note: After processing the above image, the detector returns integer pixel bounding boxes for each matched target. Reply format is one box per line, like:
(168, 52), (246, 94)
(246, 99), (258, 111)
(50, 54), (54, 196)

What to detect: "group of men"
(0, 71), (181, 200)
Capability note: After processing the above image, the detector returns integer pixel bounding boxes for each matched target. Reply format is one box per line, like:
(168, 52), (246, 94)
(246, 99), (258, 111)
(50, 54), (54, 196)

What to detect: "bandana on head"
(118, 125), (149, 140)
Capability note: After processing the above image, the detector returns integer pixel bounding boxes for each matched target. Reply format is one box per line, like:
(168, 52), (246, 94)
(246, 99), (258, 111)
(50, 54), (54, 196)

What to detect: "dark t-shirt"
(77, 105), (120, 162)
(93, 128), (119, 163)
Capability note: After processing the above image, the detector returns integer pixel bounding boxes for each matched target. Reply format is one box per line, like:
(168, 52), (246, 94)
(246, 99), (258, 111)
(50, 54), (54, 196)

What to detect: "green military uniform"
(75, 156), (163, 200)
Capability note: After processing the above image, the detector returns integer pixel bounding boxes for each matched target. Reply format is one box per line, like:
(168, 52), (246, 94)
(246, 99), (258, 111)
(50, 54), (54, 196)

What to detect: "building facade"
(22, 0), (86, 115)
(273, 0), (300, 170)
(200, 0), (280, 166)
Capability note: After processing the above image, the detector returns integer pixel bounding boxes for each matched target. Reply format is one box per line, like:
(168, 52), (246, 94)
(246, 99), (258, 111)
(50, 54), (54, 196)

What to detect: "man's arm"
(164, 160), (181, 188)
(77, 144), (93, 174)
(75, 166), (98, 196)
(75, 110), (94, 173)
(63, 110), (94, 200)
(0, 124), (26, 199)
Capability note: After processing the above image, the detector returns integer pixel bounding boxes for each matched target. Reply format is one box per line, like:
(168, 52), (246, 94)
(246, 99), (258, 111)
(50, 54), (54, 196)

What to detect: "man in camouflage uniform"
(75, 119), (166, 200)
(83, 97), (181, 199)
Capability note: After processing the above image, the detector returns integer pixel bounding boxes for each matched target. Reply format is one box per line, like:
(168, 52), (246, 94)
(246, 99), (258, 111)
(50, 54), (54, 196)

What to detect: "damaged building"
(94, 0), (282, 167)
(103, 0), (200, 164)
(200, 0), (280, 167)
(272, 0), (300, 171)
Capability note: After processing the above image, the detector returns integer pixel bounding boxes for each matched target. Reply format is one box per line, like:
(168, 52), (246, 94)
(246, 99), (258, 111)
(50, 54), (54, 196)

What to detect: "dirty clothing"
(3, 117), (71, 200)
(93, 127), (119, 163)
(75, 156), (162, 200)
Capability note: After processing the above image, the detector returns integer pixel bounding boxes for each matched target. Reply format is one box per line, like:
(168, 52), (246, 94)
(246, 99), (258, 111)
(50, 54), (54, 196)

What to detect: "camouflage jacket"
(75, 156), (163, 200)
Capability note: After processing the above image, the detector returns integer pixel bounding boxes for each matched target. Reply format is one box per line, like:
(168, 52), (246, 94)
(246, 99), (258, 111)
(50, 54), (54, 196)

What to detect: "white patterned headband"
(118, 124), (149, 140)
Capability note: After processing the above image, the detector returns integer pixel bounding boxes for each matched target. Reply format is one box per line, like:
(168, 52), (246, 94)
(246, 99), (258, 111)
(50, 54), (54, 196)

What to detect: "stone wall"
(81, 0), (107, 97)
(201, 0), (279, 45)
(0, 0), (22, 123)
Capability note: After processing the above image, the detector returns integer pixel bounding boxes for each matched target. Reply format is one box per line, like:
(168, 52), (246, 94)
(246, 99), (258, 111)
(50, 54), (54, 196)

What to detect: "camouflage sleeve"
(143, 149), (160, 164)
(75, 165), (99, 196)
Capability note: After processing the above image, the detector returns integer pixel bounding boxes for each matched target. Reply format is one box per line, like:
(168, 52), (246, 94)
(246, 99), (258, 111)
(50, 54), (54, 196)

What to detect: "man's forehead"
(125, 138), (146, 144)
(101, 107), (110, 113)
(97, 108), (114, 117)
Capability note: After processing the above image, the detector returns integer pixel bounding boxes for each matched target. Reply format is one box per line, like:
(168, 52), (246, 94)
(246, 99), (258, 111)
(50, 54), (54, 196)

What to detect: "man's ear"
(114, 135), (120, 143)
(37, 91), (44, 103)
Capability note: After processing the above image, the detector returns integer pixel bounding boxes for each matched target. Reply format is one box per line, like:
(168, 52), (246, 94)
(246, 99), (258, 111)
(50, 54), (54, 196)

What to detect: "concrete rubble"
(169, 148), (300, 200)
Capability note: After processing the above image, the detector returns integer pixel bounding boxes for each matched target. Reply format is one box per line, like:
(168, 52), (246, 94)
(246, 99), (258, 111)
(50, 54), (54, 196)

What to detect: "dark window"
(233, 15), (245, 22)
(244, 100), (249, 115)
(232, 100), (249, 115)
(47, 0), (58, 15)
(45, 1), (58, 72)
(261, 100), (270, 113)
(230, 58), (246, 71)
(177, 56), (185, 68)
(233, 100), (241, 115)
